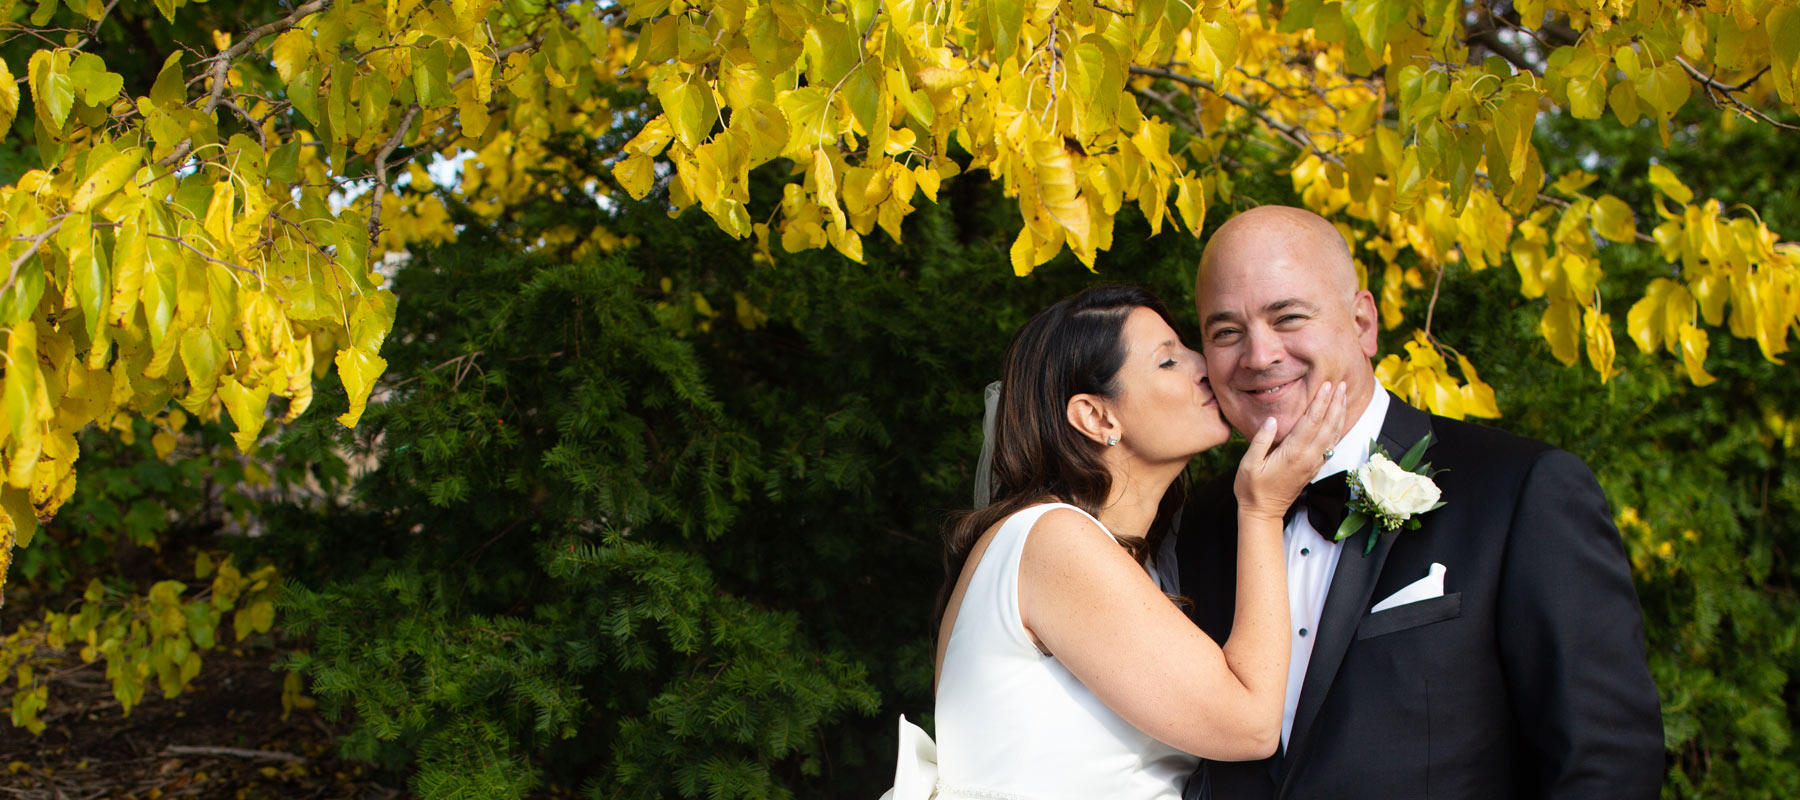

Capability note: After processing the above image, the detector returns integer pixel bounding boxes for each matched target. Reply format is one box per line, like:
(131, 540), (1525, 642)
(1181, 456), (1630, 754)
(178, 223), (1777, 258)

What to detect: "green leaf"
(150, 52), (185, 109)
(267, 140), (301, 183)
(288, 68), (321, 125)
(414, 42), (455, 109)
(1566, 75), (1606, 119)
(1398, 432), (1433, 471)
(842, 64), (881, 133)
(68, 52), (123, 105)
(1335, 509), (1369, 541)
(28, 49), (75, 133)
(70, 231), (109, 344)
(983, 0), (1025, 62)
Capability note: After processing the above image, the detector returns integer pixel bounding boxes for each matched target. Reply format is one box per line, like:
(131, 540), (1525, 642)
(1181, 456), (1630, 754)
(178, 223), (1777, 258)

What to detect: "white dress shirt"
(1280, 384), (1389, 748)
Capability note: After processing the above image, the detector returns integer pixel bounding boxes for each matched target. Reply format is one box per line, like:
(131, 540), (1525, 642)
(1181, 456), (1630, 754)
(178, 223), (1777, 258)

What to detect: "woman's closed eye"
(1159, 358), (1178, 369)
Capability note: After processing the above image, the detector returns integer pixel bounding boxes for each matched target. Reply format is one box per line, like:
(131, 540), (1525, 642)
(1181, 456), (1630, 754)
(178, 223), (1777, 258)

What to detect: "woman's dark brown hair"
(934, 284), (1188, 634)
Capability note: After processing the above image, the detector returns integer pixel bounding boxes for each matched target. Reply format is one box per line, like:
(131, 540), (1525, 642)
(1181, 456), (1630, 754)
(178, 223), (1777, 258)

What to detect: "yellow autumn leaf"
(334, 346), (388, 428)
(1647, 163), (1694, 205)
(1592, 195), (1637, 243)
(1584, 306), (1619, 382)
(1677, 322), (1717, 386)
(270, 29), (311, 83)
(614, 154), (657, 199)
(1175, 173), (1207, 238)
(0, 56), (19, 140)
(1025, 130), (1092, 264)
(1625, 278), (1695, 354)
(1455, 354), (1502, 418)
(69, 148), (144, 212)
(218, 374), (272, 453)
(1539, 299), (1582, 366)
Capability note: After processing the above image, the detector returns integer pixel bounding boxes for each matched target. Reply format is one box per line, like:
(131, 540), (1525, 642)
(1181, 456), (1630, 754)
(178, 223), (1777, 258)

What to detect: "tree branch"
(161, 0), (332, 167)
(1675, 57), (1800, 131)
(1466, 29), (1542, 77)
(367, 104), (423, 251)
(1128, 65), (1342, 165)
(5, 220), (64, 293)
(145, 233), (260, 275)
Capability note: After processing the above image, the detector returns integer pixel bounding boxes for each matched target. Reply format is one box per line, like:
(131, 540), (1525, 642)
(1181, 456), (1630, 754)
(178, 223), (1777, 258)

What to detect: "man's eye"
(1277, 314), (1306, 325)
(1210, 328), (1240, 342)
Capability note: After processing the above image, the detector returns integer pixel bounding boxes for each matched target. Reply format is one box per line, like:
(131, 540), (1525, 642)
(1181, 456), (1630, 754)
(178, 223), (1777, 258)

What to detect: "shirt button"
(1301, 547), (1310, 556)
(1299, 628), (1309, 637)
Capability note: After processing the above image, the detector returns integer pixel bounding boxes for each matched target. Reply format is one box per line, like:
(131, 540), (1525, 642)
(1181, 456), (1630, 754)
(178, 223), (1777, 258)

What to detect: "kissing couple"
(885, 206), (1665, 800)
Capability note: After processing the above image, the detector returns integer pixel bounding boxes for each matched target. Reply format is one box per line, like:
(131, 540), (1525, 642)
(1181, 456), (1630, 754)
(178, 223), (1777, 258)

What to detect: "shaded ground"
(0, 650), (398, 800)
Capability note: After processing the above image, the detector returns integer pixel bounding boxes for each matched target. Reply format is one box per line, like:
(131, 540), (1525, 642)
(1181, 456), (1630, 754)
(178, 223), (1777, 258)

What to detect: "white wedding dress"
(883, 503), (1198, 800)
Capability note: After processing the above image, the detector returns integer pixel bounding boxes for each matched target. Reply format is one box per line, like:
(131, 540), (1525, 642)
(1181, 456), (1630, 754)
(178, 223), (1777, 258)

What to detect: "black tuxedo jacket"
(1177, 394), (1663, 800)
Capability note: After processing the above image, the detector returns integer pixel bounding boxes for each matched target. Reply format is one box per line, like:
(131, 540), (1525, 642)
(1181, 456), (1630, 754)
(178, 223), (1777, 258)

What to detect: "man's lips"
(1235, 378), (1301, 401)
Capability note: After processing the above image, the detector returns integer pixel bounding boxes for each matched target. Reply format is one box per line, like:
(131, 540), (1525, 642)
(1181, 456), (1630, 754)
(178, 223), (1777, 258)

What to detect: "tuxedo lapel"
(1279, 394), (1433, 784)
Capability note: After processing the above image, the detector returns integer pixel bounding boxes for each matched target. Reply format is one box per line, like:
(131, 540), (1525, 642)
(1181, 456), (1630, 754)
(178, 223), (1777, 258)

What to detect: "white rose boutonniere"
(1336, 434), (1447, 556)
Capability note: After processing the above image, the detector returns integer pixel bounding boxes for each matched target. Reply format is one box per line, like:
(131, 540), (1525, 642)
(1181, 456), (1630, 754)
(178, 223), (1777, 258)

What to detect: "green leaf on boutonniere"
(1398, 432), (1434, 471)
(1363, 528), (1381, 556)
(1335, 509), (1370, 542)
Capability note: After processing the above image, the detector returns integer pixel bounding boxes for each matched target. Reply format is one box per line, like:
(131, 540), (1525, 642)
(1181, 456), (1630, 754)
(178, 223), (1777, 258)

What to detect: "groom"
(1175, 206), (1664, 799)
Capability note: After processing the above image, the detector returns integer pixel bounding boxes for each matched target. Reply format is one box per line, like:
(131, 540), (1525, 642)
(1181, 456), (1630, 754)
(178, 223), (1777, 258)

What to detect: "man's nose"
(1242, 330), (1283, 370)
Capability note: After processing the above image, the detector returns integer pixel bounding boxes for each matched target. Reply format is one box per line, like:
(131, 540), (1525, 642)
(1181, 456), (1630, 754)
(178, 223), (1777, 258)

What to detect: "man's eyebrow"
(1265, 298), (1320, 315)
(1204, 298), (1320, 330)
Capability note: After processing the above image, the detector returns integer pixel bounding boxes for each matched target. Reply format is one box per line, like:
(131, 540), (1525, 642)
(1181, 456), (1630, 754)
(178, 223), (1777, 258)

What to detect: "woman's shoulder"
(1014, 504), (1124, 567)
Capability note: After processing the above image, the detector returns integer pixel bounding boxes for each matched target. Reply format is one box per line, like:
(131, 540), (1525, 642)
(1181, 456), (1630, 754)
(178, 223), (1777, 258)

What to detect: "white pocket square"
(1370, 562), (1447, 613)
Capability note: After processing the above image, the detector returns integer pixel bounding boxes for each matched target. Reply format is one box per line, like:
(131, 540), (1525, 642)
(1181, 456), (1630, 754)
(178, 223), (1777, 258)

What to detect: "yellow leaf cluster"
(1375, 331), (1501, 420)
(0, 554), (279, 733)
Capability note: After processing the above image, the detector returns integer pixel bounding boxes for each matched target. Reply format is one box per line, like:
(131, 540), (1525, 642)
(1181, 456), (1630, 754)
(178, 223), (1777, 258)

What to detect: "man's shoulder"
(1428, 413), (1552, 454)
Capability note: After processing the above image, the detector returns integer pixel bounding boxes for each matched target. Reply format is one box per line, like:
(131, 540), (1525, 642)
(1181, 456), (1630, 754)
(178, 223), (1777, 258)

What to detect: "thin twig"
(1424, 259), (1445, 335)
(160, 745), (307, 763)
(1674, 57), (1800, 130)
(1129, 65), (1342, 165)
(5, 220), (64, 291)
(144, 233), (260, 275)
(67, 0), (124, 55)
(160, 0), (332, 167)
(1466, 29), (1542, 77)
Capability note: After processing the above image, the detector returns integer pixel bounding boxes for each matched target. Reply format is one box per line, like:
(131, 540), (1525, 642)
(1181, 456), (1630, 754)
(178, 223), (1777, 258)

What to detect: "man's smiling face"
(1195, 208), (1378, 442)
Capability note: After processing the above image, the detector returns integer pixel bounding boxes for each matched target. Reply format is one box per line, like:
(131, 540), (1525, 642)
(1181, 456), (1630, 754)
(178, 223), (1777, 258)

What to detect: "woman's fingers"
(1274, 380), (1338, 468)
(1243, 416), (1278, 468)
(1290, 382), (1347, 459)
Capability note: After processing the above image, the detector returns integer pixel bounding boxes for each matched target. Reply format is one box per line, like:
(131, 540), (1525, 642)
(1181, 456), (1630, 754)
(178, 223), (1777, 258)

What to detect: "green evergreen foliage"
(255, 135), (1799, 795)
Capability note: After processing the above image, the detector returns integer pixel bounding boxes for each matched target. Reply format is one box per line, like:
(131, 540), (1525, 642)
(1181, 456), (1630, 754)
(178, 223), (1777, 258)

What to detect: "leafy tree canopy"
(3, 0), (1800, 677)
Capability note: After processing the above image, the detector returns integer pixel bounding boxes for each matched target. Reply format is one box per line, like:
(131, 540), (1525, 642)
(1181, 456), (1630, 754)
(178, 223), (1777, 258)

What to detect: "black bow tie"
(1286, 470), (1351, 537)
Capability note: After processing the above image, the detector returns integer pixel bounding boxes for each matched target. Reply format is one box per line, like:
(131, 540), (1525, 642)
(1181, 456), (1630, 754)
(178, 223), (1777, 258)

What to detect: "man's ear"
(1352, 288), (1380, 358)
(1066, 394), (1119, 446)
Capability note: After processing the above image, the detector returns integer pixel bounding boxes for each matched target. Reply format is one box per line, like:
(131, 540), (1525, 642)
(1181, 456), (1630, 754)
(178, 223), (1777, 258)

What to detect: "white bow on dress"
(877, 714), (939, 800)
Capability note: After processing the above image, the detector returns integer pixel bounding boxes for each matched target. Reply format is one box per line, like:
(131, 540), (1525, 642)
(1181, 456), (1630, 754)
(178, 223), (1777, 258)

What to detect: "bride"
(889, 284), (1347, 800)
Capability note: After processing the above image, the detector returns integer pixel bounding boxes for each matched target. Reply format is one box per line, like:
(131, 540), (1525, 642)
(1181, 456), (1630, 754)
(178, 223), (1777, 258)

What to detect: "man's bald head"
(1193, 205), (1379, 441)
(1197, 206), (1359, 300)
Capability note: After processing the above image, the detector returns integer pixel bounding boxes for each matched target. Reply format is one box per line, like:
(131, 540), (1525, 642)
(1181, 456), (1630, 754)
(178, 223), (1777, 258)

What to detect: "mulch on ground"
(0, 650), (400, 800)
